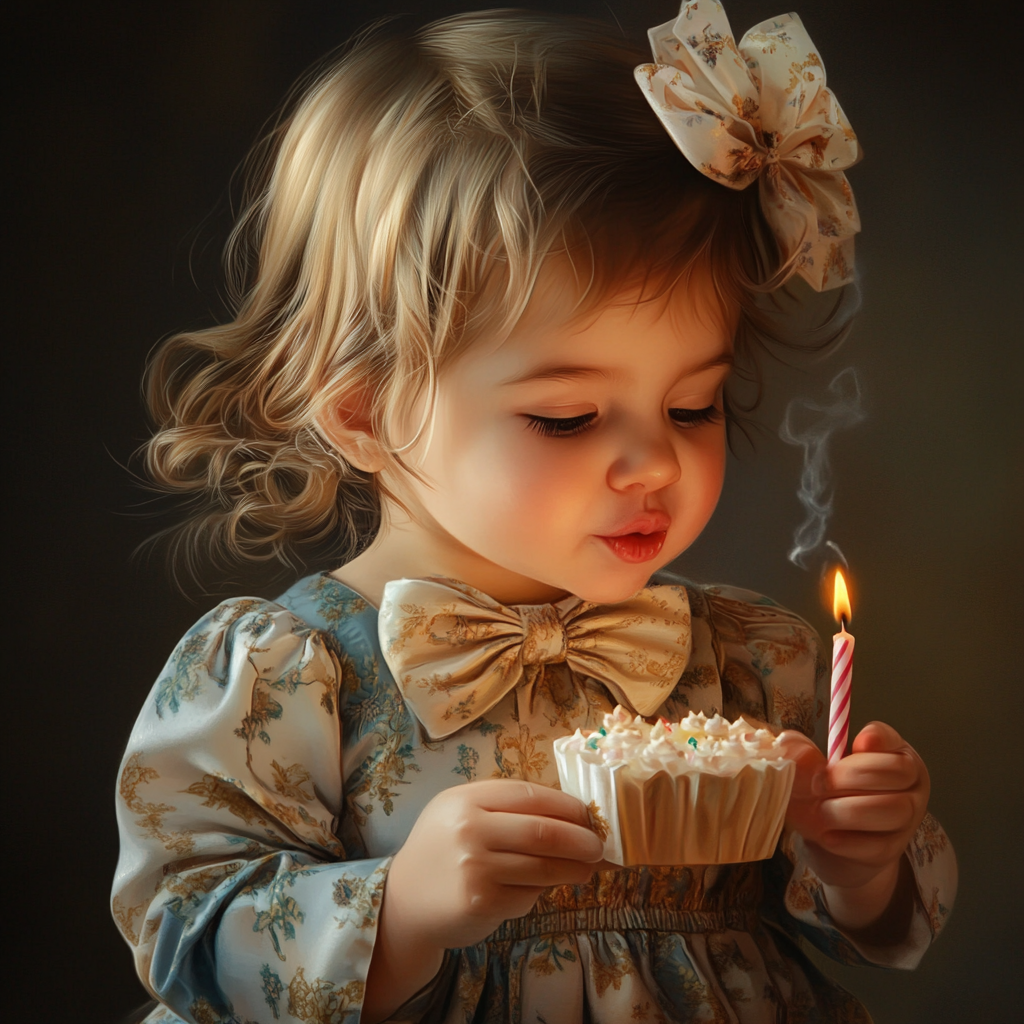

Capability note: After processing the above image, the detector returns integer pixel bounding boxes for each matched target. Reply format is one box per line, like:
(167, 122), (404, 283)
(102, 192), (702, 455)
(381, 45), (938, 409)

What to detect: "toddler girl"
(113, 5), (956, 1023)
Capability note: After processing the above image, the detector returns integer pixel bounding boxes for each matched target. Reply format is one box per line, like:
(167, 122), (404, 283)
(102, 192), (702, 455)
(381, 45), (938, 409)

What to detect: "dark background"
(10, 1), (1021, 1021)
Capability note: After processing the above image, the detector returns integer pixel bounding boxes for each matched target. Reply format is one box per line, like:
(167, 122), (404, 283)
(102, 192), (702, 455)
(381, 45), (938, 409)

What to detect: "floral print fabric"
(112, 572), (956, 1023)
(377, 577), (694, 738)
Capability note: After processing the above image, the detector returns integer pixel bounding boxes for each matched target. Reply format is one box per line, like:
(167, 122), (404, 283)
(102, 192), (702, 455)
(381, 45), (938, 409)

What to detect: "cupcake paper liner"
(554, 739), (795, 866)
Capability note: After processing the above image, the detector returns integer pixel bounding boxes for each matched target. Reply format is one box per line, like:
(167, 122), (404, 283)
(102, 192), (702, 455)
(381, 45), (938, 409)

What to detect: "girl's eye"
(669, 405), (723, 428)
(526, 412), (597, 437)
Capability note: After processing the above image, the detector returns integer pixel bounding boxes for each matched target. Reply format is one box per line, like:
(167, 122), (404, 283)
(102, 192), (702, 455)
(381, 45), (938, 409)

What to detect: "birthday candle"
(828, 569), (855, 765)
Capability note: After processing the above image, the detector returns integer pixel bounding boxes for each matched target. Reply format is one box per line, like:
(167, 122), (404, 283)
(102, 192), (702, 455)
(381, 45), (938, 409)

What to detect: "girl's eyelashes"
(525, 406), (722, 437)
(668, 405), (723, 428)
(525, 412), (597, 437)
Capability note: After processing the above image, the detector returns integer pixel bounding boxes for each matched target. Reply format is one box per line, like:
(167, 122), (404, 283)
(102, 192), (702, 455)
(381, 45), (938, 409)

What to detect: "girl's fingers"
(482, 810), (605, 862)
(777, 731), (823, 765)
(486, 852), (600, 888)
(850, 720), (908, 755)
(827, 751), (922, 793)
(818, 792), (919, 833)
(789, 721), (932, 880)
(464, 780), (593, 828)
(778, 732), (827, 800)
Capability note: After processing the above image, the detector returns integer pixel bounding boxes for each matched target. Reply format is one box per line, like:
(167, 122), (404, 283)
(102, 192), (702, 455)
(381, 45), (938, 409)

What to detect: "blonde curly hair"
(143, 10), (844, 572)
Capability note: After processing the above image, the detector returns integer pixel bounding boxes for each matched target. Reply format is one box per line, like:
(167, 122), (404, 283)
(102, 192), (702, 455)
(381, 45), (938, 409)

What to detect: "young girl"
(113, 5), (956, 1023)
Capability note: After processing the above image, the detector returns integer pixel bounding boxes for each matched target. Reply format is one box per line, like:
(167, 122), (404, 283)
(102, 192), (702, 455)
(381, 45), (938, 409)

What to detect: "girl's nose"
(606, 429), (681, 493)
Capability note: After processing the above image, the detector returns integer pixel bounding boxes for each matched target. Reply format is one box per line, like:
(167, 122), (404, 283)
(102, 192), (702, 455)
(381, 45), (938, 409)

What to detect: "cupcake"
(553, 706), (795, 866)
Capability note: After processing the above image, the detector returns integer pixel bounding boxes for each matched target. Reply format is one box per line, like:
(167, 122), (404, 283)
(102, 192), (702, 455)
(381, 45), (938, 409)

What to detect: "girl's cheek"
(493, 423), (592, 474)
(466, 439), (595, 528)
(692, 435), (728, 510)
(492, 447), (582, 504)
(665, 430), (723, 499)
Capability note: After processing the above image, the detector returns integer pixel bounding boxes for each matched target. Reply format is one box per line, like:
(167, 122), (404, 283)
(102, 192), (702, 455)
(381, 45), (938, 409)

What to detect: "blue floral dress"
(112, 572), (956, 1024)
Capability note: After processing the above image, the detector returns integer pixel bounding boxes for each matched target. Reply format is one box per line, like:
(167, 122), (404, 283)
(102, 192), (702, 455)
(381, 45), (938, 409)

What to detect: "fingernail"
(811, 771), (828, 795)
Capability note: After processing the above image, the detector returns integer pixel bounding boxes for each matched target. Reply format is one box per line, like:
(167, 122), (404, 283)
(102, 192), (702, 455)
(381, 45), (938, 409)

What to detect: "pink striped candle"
(828, 570), (855, 765)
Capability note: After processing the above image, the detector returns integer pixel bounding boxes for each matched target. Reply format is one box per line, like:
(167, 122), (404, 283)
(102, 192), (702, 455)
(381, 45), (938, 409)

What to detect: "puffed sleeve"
(702, 584), (958, 970)
(111, 598), (388, 1023)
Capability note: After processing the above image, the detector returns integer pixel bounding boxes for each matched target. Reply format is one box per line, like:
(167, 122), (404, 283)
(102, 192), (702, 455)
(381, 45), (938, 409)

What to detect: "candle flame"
(832, 569), (852, 625)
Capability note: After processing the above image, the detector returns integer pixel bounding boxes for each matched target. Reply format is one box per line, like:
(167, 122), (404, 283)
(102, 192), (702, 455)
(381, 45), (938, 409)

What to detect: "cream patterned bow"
(635, 1), (861, 291)
(378, 578), (693, 739)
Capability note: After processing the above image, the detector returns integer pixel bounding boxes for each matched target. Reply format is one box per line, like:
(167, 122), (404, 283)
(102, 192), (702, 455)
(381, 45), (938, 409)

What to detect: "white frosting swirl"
(561, 706), (786, 776)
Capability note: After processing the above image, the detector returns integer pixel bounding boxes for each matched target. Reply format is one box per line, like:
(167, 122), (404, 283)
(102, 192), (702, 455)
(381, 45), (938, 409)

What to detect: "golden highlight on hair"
(143, 10), (854, 572)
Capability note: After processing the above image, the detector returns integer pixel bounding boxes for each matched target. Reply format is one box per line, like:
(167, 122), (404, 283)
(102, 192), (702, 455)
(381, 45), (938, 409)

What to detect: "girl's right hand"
(362, 780), (604, 1021)
(384, 779), (605, 950)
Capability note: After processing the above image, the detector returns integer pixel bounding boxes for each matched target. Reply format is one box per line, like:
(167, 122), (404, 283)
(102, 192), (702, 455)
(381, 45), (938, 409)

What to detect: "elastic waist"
(486, 903), (759, 942)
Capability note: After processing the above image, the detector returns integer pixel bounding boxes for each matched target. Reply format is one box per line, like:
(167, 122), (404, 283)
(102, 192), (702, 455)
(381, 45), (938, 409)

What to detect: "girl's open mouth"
(599, 531), (668, 563)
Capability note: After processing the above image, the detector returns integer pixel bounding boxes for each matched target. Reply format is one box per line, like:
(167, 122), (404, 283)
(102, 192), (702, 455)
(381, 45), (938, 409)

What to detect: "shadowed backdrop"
(10, 1), (1021, 1020)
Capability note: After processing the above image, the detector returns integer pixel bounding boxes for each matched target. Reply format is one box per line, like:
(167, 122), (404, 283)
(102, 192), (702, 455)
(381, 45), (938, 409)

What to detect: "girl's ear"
(316, 393), (386, 474)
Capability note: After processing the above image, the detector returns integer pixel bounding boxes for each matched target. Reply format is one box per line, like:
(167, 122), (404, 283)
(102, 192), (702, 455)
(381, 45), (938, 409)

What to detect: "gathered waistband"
(487, 902), (760, 941)
(484, 862), (765, 941)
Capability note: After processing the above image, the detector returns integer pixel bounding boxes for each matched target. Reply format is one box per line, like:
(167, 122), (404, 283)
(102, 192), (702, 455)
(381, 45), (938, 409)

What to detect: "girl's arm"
(113, 601), (388, 1022)
(817, 852), (916, 944)
(698, 582), (956, 966)
(781, 721), (956, 954)
(361, 780), (603, 1022)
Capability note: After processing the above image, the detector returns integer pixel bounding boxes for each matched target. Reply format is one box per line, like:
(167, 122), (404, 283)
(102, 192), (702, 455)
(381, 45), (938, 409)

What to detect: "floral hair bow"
(635, 1), (862, 291)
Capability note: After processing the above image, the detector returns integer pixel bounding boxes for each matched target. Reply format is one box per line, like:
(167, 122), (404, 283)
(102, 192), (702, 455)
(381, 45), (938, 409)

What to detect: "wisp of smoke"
(779, 368), (865, 569)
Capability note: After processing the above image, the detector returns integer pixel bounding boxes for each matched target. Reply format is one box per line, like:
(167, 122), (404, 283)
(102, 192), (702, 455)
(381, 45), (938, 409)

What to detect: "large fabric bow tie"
(378, 578), (693, 739)
(635, 1), (861, 291)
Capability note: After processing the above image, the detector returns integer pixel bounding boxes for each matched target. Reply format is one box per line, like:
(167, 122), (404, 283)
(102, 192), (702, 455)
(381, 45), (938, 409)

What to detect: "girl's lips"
(599, 531), (668, 563)
(602, 510), (671, 537)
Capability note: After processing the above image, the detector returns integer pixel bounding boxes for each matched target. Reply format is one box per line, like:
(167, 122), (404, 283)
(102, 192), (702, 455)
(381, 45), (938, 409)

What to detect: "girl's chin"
(472, 542), (685, 606)
(563, 562), (678, 605)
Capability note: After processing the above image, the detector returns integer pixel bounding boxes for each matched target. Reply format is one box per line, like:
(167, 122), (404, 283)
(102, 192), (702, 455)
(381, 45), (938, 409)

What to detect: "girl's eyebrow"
(500, 365), (617, 386)
(500, 353), (734, 386)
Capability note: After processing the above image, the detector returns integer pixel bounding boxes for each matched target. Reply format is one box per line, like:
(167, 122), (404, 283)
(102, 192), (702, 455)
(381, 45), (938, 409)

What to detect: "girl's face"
(381, 268), (734, 605)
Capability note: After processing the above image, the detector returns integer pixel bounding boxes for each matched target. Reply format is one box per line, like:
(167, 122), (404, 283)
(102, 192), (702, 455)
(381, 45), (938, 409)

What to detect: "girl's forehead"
(454, 266), (734, 388)
(487, 261), (736, 362)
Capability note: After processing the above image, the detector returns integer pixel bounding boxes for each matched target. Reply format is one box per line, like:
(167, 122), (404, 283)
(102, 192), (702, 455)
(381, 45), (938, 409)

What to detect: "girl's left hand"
(780, 722), (930, 893)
